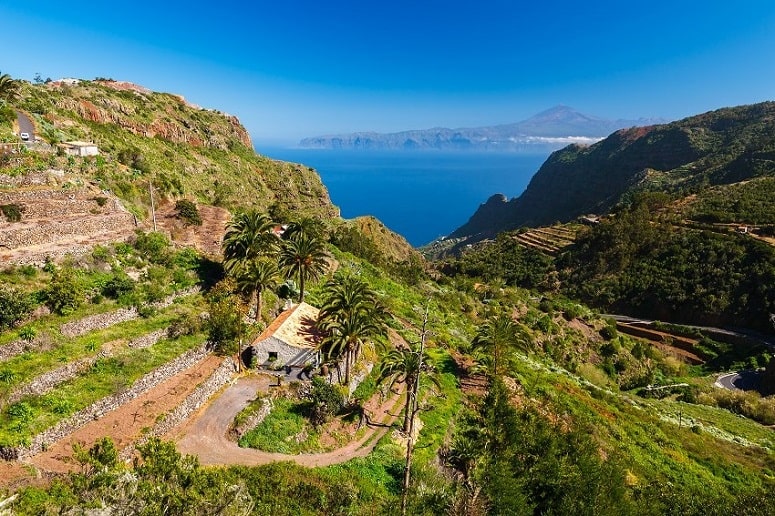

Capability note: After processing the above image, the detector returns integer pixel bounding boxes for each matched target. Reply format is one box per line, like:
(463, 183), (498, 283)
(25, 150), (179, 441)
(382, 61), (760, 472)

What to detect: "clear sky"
(2, 1), (775, 146)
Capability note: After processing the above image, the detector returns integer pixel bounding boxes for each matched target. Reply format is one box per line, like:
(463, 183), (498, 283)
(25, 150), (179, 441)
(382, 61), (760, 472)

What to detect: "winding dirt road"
(173, 376), (405, 467)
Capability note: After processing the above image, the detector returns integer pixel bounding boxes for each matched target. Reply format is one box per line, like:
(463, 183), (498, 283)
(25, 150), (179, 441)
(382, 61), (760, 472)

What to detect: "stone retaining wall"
(0, 187), (87, 204)
(19, 199), (122, 220)
(0, 170), (65, 188)
(5, 327), (171, 406)
(10, 345), (209, 460)
(60, 287), (200, 337)
(127, 328), (169, 349)
(6, 349), (112, 405)
(0, 336), (51, 363)
(230, 396), (273, 440)
(60, 307), (138, 338)
(0, 212), (135, 248)
(120, 356), (236, 460)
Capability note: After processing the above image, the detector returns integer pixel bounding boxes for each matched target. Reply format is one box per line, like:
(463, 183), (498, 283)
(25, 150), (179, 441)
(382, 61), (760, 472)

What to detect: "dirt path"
(23, 355), (223, 475)
(174, 376), (405, 467)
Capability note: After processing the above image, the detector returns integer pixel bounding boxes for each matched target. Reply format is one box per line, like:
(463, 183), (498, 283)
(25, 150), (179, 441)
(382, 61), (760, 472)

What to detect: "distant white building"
(250, 302), (322, 370)
(61, 141), (99, 157)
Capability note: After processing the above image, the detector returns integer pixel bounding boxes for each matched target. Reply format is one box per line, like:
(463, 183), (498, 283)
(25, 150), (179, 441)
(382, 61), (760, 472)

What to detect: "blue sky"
(2, 1), (775, 146)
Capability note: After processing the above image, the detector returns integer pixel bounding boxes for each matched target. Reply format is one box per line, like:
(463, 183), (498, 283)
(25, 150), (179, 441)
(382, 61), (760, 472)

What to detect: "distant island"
(299, 105), (665, 151)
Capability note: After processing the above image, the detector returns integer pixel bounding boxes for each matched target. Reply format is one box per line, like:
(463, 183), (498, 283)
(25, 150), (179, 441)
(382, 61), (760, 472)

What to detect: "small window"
(268, 351), (278, 362)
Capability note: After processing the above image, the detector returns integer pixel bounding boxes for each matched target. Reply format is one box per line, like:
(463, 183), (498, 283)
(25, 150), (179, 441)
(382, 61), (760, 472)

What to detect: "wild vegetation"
(1, 73), (775, 514)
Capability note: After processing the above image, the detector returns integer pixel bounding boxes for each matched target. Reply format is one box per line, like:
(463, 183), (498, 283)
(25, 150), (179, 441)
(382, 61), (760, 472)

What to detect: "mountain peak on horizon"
(299, 106), (667, 151)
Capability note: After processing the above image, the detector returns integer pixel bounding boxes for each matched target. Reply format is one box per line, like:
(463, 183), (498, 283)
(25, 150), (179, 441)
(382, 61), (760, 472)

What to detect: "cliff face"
(49, 80), (252, 150)
(15, 79), (337, 220)
(451, 102), (775, 239)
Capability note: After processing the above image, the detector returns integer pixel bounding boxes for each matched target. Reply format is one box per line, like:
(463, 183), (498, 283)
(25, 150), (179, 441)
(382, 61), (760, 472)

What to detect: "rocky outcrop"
(54, 92), (252, 151)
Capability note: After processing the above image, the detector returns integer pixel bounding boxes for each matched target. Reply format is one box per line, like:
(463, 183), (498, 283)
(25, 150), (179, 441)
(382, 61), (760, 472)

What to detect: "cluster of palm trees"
(221, 210), (328, 323)
(317, 274), (388, 385)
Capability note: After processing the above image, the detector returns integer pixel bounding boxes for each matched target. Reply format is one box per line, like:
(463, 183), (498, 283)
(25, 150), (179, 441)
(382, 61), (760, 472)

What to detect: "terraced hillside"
(513, 224), (580, 256)
(0, 180), (136, 265)
(9, 79), (338, 224)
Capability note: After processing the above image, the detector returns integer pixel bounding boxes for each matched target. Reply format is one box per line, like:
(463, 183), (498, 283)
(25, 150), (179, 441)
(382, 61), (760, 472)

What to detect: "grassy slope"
(11, 80), (337, 221)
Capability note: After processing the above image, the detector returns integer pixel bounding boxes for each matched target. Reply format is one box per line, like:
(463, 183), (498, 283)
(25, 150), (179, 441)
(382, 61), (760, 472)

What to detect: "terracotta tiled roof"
(252, 302), (321, 349)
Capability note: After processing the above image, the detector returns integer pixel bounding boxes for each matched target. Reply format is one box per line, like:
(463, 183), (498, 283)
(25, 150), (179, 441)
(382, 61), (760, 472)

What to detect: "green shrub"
(133, 231), (171, 264)
(45, 267), (84, 315)
(0, 203), (22, 222)
(306, 376), (345, 427)
(102, 273), (135, 299)
(174, 199), (202, 226)
(0, 285), (35, 330)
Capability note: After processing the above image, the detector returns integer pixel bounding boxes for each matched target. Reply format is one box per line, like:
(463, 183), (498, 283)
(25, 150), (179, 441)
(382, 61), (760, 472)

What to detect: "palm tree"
(320, 311), (384, 386)
(472, 312), (530, 378)
(278, 234), (328, 303)
(282, 217), (325, 241)
(318, 274), (381, 324)
(0, 72), (20, 104)
(317, 273), (388, 384)
(377, 344), (438, 433)
(235, 257), (280, 322)
(222, 211), (277, 273)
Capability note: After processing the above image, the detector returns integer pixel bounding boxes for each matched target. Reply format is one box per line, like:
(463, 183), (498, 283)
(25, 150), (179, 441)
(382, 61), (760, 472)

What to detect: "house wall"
(253, 336), (317, 368)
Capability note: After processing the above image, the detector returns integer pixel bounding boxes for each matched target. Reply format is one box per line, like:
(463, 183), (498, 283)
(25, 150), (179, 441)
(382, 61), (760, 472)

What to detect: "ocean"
(258, 148), (549, 247)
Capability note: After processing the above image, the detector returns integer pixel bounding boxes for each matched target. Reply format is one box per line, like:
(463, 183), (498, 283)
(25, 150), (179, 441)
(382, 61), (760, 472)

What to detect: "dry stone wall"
(120, 356), (236, 460)
(60, 287), (200, 337)
(230, 396), (273, 439)
(5, 349), (112, 406)
(0, 212), (135, 248)
(10, 345), (209, 460)
(0, 335), (54, 363)
(0, 170), (64, 188)
(4, 327), (171, 407)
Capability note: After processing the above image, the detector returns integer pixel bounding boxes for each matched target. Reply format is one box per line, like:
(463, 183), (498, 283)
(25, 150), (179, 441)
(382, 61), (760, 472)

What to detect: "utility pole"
(401, 303), (430, 516)
(149, 181), (157, 232)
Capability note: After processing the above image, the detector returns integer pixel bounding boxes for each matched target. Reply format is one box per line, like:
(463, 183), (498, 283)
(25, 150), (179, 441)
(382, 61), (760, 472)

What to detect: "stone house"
(61, 141), (99, 157)
(250, 302), (322, 371)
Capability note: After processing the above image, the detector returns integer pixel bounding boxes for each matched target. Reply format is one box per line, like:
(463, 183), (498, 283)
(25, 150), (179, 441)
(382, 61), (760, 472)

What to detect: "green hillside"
(2, 76), (775, 514)
(450, 101), (775, 240)
(8, 79), (337, 221)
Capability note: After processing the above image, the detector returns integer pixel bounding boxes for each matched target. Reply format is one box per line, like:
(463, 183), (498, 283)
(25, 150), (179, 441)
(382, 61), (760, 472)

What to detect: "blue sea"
(258, 148), (549, 247)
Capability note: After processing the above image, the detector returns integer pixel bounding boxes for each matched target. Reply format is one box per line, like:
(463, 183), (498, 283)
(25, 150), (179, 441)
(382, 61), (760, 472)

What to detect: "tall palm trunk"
(298, 264), (305, 303)
(255, 288), (263, 323)
(344, 347), (352, 386)
(403, 379), (415, 433)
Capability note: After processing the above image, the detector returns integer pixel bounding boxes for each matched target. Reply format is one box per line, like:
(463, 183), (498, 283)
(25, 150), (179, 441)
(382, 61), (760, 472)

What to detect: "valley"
(0, 75), (774, 515)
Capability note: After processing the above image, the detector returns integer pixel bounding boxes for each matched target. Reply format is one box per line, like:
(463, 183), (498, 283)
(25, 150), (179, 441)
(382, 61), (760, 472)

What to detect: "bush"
(174, 199), (202, 226)
(102, 273), (135, 299)
(305, 376), (345, 427)
(133, 231), (171, 264)
(0, 285), (35, 330)
(0, 203), (23, 222)
(45, 267), (84, 315)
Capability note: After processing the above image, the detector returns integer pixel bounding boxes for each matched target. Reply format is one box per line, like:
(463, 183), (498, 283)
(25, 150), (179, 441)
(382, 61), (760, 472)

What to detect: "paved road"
(715, 370), (761, 391)
(15, 110), (34, 141)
